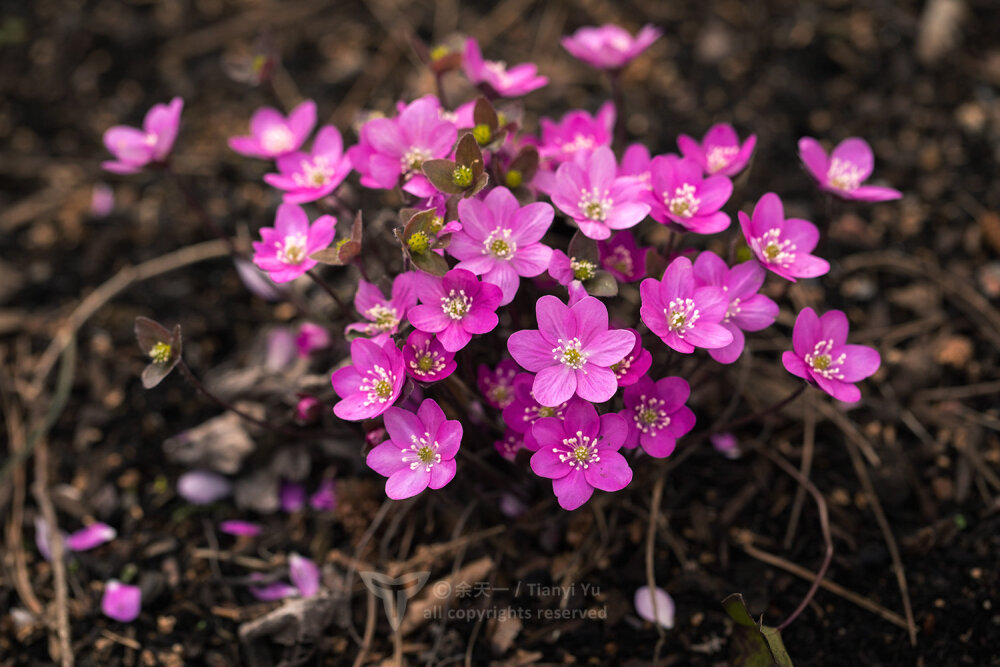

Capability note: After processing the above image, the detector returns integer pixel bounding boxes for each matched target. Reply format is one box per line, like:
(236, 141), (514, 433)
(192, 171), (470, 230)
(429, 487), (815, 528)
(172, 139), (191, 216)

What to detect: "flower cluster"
(107, 20), (894, 522)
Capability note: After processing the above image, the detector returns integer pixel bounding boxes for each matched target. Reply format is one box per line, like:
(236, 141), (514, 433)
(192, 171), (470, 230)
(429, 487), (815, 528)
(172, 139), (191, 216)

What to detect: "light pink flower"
(677, 123), (756, 176)
(252, 204), (335, 283)
(228, 100), (316, 159)
(177, 470), (232, 505)
(296, 323), (331, 358)
(477, 359), (520, 409)
(346, 274), (418, 345)
(508, 295), (634, 406)
(549, 146), (650, 240)
(561, 24), (662, 70)
(102, 97), (183, 173)
(463, 38), (548, 98)
(537, 102), (615, 165)
(264, 126), (352, 203)
(635, 586), (675, 628)
(782, 308), (881, 403)
(347, 96), (456, 198)
(450, 187), (554, 305)
(366, 399), (462, 499)
(799, 136), (902, 201)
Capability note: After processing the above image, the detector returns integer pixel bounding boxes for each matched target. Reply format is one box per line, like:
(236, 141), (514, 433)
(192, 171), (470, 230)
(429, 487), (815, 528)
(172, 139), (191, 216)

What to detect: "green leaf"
(409, 248), (450, 276)
(585, 271), (619, 297)
(722, 594), (794, 667)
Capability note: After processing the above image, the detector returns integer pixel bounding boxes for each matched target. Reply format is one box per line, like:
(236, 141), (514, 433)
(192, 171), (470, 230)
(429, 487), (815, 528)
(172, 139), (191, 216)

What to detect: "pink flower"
(228, 100), (316, 159)
(289, 553), (320, 597)
(295, 396), (321, 422)
(529, 400), (631, 510)
(647, 155), (732, 233)
(618, 143), (653, 190)
(501, 373), (570, 439)
(463, 38), (548, 98)
(598, 230), (651, 283)
(102, 97), (183, 173)
(639, 256), (733, 353)
(408, 269), (503, 352)
(346, 274), (418, 345)
(494, 429), (524, 461)
(799, 137), (902, 202)
(549, 146), (650, 240)
(537, 102), (615, 165)
(264, 126), (352, 203)
(691, 252), (779, 364)
(102, 580), (142, 622)
(331, 338), (405, 421)
(782, 308), (881, 403)
(177, 470), (232, 504)
(710, 432), (741, 459)
(477, 359), (520, 409)
(561, 24), (662, 70)
(296, 323), (331, 358)
(738, 193), (829, 282)
(677, 123), (757, 176)
(620, 375), (695, 457)
(508, 295), (634, 406)
(347, 95), (456, 198)
(450, 187), (554, 305)
(366, 399), (462, 499)
(610, 328), (652, 386)
(635, 586), (675, 629)
(252, 204), (335, 283)
(402, 330), (457, 383)
(280, 481), (306, 512)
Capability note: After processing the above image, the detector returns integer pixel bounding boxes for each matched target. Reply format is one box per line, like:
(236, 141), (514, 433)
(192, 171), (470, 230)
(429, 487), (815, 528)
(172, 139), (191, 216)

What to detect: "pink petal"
(838, 344), (881, 382)
(551, 471), (594, 510)
(530, 443), (571, 479)
(428, 458), (457, 489)
(782, 351), (810, 379)
(584, 329), (635, 366)
(818, 309), (850, 346)
(289, 553), (320, 597)
(798, 137), (829, 184)
(535, 295), (573, 342)
(177, 470), (232, 504)
(511, 201), (555, 245)
(509, 243), (552, 277)
(831, 137), (874, 183)
(584, 450), (632, 492)
(383, 407), (425, 447)
(792, 308), (821, 356)
(634, 586), (675, 628)
(102, 580), (142, 622)
(851, 185), (902, 202)
(533, 364), (577, 407)
(456, 196), (493, 241)
(385, 467), (431, 499)
(64, 523), (117, 551)
(219, 520), (261, 537)
(367, 442), (408, 476)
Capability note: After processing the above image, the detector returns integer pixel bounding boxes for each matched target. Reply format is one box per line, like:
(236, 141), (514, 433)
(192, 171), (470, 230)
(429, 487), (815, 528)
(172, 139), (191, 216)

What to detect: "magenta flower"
(331, 338), (405, 421)
(477, 359), (520, 409)
(366, 399), (462, 499)
(102, 97), (183, 174)
(280, 481), (306, 512)
(620, 375), (695, 458)
(647, 155), (732, 233)
(494, 429), (524, 462)
(408, 269), (503, 352)
(639, 256), (732, 353)
(538, 102), (615, 164)
(738, 193), (829, 282)
(529, 401), (631, 510)
(252, 204), (335, 283)
(296, 322), (331, 358)
(782, 308), (881, 403)
(309, 480), (337, 511)
(264, 126), (352, 203)
(403, 330), (457, 383)
(102, 580), (142, 622)
(691, 252), (779, 364)
(463, 38), (548, 98)
(228, 100), (316, 159)
(508, 295), (634, 406)
(449, 187), (554, 305)
(295, 396), (321, 422)
(561, 24), (662, 70)
(347, 95), (456, 198)
(599, 230), (650, 283)
(346, 274), (418, 345)
(799, 137), (902, 202)
(677, 123), (757, 177)
(219, 520), (261, 537)
(549, 146), (650, 240)
(610, 328), (652, 386)
(711, 432), (741, 459)
(502, 373), (570, 437)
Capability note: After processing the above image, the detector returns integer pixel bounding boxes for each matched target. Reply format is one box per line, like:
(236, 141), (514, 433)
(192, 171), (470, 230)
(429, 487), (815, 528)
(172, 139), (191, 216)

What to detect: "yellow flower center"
(505, 169), (523, 188)
(571, 258), (596, 281)
(408, 231), (431, 254)
(472, 123), (492, 145)
(150, 341), (172, 364)
(452, 165), (473, 187)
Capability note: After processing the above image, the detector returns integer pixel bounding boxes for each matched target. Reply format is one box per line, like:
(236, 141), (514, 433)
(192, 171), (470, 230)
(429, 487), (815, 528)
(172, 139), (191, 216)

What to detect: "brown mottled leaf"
(421, 159), (464, 194)
(722, 594), (794, 667)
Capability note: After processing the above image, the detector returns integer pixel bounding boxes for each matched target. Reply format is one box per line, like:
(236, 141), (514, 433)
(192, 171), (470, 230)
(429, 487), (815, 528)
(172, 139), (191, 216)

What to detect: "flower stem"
(609, 69), (627, 152)
(177, 360), (301, 437)
(306, 269), (347, 311)
(711, 384), (806, 434)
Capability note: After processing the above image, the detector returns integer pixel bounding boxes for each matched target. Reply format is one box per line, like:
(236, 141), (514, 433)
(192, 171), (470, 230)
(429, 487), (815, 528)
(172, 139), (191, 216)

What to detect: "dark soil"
(2, 1), (1000, 665)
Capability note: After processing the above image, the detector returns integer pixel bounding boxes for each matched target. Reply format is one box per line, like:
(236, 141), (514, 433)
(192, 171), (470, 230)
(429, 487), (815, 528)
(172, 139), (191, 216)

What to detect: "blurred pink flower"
(252, 204), (335, 283)
(561, 24), (661, 70)
(463, 38), (548, 97)
(228, 100), (316, 159)
(799, 136), (902, 201)
(102, 97), (183, 173)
